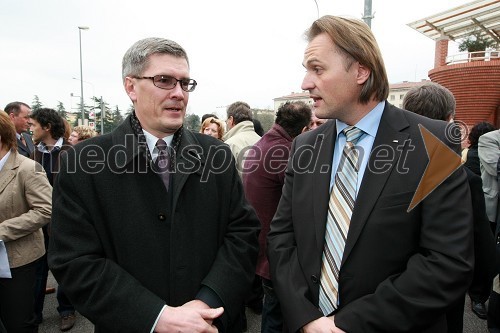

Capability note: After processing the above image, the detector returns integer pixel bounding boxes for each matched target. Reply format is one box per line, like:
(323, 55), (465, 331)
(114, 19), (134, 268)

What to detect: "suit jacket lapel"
(313, 121), (336, 252)
(23, 133), (35, 154)
(17, 137), (29, 155)
(341, 104), (410, 266)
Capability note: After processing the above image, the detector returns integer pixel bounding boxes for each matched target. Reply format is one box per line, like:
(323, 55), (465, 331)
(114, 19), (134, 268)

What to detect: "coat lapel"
(109, 117), (142, 173)
(313, 121), (336, 252)
(171, 130), (204, 211)
(0, 152), (20, 194)
(341, 104), (410, 266)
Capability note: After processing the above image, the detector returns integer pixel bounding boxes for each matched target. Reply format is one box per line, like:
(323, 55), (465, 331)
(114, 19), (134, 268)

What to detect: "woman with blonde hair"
(0, 110), (52, 332)
(68, 125), (98, 145)
(200, 116), (225, 140)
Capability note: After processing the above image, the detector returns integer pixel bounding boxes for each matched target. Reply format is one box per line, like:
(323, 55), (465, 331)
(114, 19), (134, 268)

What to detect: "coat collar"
(109, 116), (206, 205)
(109, 116), (207, 169)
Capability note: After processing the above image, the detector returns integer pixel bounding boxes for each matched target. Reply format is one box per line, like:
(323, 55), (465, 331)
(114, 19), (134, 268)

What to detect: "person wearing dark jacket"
(403, 82), (496, 331)
(464, 122), (496, 176)
(48, 37), (259, 333)
(30, 108), (75, 331)
(268, 16), (473, 333)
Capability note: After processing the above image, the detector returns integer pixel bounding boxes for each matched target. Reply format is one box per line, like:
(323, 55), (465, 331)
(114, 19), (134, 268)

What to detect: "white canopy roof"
(407, 0), (500, 46)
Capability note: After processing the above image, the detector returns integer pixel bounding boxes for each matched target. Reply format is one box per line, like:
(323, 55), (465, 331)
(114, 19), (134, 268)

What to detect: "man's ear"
(43, 123), (51, 132)
(124, 77), (137, 102)
(356, 63), (371, 85)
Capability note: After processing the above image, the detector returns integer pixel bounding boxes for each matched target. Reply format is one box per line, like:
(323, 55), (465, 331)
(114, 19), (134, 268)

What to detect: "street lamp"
(78, 26), (89, 125)
(313, 0), (319, 18)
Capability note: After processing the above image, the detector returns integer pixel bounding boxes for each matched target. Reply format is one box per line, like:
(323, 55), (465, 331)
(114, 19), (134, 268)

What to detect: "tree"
(125, 104), (135, 117)
(112, 105), (124, 128)
(55, 101), (68, 119)
(31, 95), (43, 111)
(73, 101), (93, 128)
(184, 114), (201, 131)
(458, 30), (496, 52)
(90, 97), (112, 134)
(253, 109), (275, 133)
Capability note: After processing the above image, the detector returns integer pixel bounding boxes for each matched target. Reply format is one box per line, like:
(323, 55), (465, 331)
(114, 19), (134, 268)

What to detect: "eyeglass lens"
(153, 75), (196, 92)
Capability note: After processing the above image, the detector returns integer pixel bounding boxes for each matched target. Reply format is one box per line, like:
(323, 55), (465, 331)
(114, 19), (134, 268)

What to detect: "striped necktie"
(319, 126), (364, 315)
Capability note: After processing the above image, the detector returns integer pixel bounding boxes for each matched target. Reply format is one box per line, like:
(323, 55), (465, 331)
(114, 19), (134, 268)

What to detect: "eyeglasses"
(133, 75), (197, 92)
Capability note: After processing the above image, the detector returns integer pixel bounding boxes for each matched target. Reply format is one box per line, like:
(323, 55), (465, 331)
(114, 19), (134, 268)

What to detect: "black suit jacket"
(17, 132), (34, 157)
(268, 103), (474, 333)
(48, 117), (260, 332)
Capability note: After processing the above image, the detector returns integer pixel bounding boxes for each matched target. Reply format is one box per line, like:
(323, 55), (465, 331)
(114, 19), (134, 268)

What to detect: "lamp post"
(78, 26), (89, 125)
(312, 0), (319, 18)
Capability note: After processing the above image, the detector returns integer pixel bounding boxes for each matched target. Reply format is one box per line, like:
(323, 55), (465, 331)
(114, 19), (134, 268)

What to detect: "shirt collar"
(0, 150), (12, 172)
(142, 129), (174, 154)
(335, 101), (385, 139)
(37, 137), (64, 154)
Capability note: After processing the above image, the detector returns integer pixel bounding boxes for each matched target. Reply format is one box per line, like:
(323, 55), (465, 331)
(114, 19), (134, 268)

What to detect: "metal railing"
(446, 50), (500, 64)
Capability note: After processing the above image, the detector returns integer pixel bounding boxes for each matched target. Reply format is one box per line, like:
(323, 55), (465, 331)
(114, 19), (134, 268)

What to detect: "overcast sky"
(1, 0), (467, 118)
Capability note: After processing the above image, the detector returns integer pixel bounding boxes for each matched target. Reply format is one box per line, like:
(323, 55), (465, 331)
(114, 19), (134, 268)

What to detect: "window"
(390, 95), (395, 101)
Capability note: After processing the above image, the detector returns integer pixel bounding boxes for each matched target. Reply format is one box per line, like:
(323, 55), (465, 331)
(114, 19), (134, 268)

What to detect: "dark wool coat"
(48, 117), (260, 332)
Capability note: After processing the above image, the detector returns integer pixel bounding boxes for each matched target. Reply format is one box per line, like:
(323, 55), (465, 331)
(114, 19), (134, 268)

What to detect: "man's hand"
(301, 316), (346, 333)
(154, 301), (224, 333)
(182, 300), (218, 326)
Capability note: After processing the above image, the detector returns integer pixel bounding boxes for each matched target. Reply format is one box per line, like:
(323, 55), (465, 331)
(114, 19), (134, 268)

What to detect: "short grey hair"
(402, 82), (456, 121)
(226, 101), (252, 125)
(122, 37), (189, 82)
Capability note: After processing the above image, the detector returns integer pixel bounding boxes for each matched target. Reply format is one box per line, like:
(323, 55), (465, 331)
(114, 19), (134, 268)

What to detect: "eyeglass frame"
(132, 75), (197, 92)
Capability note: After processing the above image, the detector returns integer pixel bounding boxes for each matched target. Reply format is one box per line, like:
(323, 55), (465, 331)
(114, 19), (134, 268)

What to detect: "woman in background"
(68, 125), (98, 145)
(464, 122), (496, 175)
(0, 110), (52, 332)
(200, 116), (225, 140)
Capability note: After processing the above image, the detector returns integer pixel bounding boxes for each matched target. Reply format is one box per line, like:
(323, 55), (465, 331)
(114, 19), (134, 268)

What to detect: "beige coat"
(0, 151), (52, 268)
(223, 120), (261, 175)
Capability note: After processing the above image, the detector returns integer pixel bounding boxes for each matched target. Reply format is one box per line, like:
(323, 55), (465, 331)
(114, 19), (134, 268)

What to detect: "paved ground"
(40, 272), (488, 332)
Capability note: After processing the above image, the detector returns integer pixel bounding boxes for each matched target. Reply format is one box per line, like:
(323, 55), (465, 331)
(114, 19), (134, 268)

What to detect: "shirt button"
(158, 213), (166, 221)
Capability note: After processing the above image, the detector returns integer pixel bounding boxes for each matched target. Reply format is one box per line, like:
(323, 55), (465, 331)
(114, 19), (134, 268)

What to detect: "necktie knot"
(342, 126), (363, 145)
(156, 139), (168, 152)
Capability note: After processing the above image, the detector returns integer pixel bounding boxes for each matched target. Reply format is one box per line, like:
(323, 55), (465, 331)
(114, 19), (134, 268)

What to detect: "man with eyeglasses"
(48, 37), (260, 333)
(5, 101), (34, 157)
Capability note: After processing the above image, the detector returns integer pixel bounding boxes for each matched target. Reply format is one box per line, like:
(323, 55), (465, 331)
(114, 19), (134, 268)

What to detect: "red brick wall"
(429, 60), (500, 128)
(434, 38), (449, 68)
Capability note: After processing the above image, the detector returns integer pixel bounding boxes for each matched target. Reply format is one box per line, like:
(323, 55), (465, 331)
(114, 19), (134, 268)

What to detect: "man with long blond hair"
(268, 16), (473, 333)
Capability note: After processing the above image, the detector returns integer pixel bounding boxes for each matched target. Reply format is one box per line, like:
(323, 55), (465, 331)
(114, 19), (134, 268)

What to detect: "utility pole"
(362, 0), (374, 28)
(100, 97), (105, 135)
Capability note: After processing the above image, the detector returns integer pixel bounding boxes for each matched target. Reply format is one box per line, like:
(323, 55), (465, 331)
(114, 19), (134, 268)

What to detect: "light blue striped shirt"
(330, 101), (385, 194)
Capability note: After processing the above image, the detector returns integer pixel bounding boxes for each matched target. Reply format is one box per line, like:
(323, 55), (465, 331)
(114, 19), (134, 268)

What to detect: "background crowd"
(0, 15), (499, 333)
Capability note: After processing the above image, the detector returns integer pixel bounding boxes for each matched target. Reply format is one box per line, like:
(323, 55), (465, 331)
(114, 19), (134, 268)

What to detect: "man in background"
(479, 129), (500, 234)
(243, 101), (311, 332)
(223, 101), (261, 174)
(403, 81), (496, 332)
(30, 108), (75, 331)
(5, 101), (34, 157)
